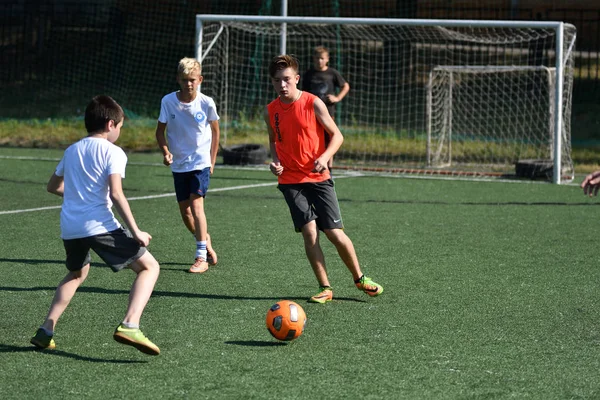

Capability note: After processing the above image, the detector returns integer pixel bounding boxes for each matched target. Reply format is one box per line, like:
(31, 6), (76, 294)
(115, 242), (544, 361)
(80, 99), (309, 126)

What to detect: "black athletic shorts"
(278, 179), (343, 232)
(63, 228), (146, 272)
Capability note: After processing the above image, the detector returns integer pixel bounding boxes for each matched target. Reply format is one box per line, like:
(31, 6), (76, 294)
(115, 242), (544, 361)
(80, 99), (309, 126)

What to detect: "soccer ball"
(266, 300), (307, 341)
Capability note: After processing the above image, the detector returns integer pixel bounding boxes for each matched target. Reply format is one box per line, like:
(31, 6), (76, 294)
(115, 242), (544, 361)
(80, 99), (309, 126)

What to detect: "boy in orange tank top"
(264, 55), (383, 303)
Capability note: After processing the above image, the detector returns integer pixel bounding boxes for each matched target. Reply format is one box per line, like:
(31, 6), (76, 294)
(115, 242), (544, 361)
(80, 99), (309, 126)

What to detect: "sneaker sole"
(30, 338), (55, 350)
(308, 298), (332, 304)
(188, 266), (208, 273)
(308, 295), (333, 304)
(113, 332), (160, 356)
(365, 287), (384, 297)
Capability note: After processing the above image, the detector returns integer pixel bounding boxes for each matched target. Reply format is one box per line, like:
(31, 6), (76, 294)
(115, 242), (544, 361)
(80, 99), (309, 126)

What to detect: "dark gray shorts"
(63, 228), (147, 272)
(278, 179), (343, 232)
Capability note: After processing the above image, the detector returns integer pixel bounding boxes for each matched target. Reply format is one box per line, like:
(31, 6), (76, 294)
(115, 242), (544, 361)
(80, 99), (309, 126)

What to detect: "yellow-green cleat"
(308, 287), (333, 304)
(355, 276), (383, 297)
(113, 325), (160, 356)
(30, 328), (56, 350)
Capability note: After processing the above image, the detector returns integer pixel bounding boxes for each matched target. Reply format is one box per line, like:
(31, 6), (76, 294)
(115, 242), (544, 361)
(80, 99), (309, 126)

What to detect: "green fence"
(1, 0), (599, 119)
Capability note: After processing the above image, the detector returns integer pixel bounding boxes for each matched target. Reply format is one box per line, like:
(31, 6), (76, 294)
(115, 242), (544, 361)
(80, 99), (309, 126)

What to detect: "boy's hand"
(163, 152), (173, 166)
(133, 231), (152, 247)
(582, 171), (600, 197)
(326, 94), (340, 104)
(312, 157), (329, 173)
(270, 161), (283, 176)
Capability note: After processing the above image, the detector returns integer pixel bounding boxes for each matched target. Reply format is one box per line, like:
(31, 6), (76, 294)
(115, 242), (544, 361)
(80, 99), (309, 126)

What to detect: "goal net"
(196, 16), (576, 182)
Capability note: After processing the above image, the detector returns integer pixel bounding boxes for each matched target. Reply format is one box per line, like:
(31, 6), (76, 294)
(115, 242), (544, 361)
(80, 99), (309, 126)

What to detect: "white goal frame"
(426, 65), (557, 168)
(196, 15), (573, 184)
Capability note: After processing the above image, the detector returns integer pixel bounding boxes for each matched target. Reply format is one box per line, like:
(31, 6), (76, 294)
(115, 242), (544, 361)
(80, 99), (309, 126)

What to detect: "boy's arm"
(313, 98), (344, 172)
(108, 173), (152, 247)
(209, 120), (220, 174)
(264, 107), (283, 176)
(47, 173), (64, 197)
(155, 121), (172, 166)
(333, 82), (350, 103)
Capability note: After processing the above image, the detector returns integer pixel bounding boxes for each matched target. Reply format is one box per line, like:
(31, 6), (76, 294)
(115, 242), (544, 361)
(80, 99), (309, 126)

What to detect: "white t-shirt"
(55, 137), (127, 239)
(158, 91), (220, 173)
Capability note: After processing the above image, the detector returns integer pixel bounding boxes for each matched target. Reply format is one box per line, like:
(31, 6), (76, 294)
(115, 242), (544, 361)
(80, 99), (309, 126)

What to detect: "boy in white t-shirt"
(155, 57), (220, 273)
(30, 95), (161, 355)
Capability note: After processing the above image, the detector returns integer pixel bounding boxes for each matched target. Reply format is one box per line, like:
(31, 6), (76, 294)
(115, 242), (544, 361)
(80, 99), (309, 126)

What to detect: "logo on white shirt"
(195, 111), (206, 123)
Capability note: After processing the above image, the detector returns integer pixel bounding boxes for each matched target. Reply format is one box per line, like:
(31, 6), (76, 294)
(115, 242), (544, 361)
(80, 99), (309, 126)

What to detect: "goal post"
(426, 65), (558, 168)
(195, 15), (576, 183)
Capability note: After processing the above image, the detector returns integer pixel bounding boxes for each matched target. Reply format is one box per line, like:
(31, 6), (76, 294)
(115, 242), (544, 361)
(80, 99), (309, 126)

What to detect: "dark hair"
(313, 46), (329, 56)
(84, 95), (124, 133)
(268, 54), (299, 78)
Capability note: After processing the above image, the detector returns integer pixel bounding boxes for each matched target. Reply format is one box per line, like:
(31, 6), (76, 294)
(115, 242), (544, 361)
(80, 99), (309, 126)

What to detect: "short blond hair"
(177, 57), (201, 76)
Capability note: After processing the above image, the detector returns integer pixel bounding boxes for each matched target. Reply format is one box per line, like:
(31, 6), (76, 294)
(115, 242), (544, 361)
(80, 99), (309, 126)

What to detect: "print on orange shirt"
(267, 92), (331, 184)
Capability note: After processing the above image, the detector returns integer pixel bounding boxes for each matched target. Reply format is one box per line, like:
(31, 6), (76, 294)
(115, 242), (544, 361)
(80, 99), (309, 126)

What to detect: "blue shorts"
(173, 167), (211, 202)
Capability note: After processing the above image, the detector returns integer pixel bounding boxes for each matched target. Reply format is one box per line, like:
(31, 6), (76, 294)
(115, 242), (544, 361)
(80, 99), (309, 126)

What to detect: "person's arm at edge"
(209, 120), (220, 175)
(313, 97), (343, 171)
(47, 173), (64, 197)
(155, 121), (172, 166)
(264, 107), (283, 176)
(334, 81), (350, 103)
(108, 173), (151, 247)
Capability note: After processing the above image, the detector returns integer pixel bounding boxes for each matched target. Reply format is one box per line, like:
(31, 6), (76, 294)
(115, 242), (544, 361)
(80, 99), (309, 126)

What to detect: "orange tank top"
(267, 92), (330, 184)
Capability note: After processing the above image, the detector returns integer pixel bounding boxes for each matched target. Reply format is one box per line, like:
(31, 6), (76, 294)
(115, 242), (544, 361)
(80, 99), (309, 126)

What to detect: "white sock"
(121, 322), (139, 329)
(196, 241), (207, 259)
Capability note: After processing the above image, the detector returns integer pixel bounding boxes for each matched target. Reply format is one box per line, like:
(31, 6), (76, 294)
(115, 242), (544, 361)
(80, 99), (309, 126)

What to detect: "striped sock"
(196, 241), (207, 260)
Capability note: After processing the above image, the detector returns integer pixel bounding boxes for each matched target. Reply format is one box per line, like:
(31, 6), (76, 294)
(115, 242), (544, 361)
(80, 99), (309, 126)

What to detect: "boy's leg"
(122, 252), (160, 326)
(323, 229), (362, 280)
(206, 232), (217, 265)
(190, 194), (208, 242)
(31, 264), (90, 348)
(42, 265), (90, 332)
(324, 228), (383, 297)
(188, 194), (209, 272)
(113, 251), (160, 355)
(301, 222), (334, 303)
(301, 221), (330, 287)
(278, 183), (332, 301)
(178, 200), (217, 266)
(177, 200), (195, 235)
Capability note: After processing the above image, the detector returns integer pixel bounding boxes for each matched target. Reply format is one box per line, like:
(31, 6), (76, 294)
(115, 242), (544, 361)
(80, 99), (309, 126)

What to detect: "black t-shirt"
(301, 67), (347, 116)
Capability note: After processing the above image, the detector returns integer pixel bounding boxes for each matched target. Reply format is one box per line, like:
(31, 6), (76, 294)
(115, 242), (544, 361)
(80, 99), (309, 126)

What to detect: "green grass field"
(2, 147), (600, 399)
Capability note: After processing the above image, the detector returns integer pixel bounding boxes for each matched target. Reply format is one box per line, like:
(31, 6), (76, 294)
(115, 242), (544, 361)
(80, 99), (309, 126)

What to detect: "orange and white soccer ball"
(266, 300), (307, 341)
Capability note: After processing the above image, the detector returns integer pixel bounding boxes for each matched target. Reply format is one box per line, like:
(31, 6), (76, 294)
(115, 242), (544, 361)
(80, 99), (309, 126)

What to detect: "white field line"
(0, 182), (278, 215)
(0, 154), (582, 216)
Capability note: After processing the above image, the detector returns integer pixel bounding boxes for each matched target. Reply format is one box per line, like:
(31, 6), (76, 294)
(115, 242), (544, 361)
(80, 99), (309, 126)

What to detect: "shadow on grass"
(2, 258), (111, 268)
(207, 191), (600, 207)
(0, 284), (366, 303)
(225, 340), (286, 347)
(2, 258), (64, 266)
(0, 344), (147, 364)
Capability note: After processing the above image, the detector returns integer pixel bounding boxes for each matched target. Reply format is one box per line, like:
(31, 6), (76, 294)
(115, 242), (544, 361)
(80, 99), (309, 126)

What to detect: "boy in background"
(155, 57), (220, 273)
(31, 95), (161, 355)
(265, 54), (382, 304)
(302, 46), (350, 171)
